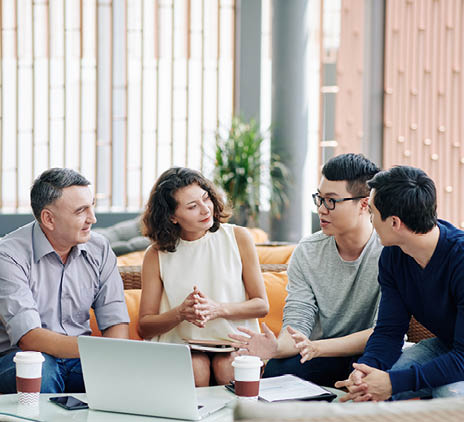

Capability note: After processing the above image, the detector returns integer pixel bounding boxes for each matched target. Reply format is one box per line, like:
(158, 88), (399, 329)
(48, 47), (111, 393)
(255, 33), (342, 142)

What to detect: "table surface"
(0, 387), (235, 422)
(0, 386), (343, 422)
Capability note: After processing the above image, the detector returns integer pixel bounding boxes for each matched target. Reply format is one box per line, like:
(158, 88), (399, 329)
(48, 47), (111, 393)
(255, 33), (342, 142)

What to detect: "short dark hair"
(367, 166), (437, 234)
(31, 168), (90, 222)
(142, 167), (232, 252)
(321, 153), (381, 197)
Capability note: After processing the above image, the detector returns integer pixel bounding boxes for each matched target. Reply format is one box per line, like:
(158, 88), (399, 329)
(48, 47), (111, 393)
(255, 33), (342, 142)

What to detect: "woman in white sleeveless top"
(138, 167), (269, 386)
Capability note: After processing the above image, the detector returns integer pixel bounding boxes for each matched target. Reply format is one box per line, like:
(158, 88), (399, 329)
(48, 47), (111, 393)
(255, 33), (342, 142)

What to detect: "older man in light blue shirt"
(0, 168), (129, 393)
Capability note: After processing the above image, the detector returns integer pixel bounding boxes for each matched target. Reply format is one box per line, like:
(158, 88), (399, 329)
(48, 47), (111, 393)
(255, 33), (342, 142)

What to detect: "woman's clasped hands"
(178, 285), (220, 328)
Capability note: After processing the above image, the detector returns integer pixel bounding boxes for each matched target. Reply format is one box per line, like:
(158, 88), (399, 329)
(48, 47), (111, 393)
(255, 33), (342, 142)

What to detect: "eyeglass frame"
(312, 193), (367, 211)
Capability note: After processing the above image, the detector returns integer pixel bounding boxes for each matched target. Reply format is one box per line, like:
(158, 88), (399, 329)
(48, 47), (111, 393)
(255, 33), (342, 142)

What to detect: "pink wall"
(383, 0), (464, 228)
(336, 0), (464, 228)
(335, 0), (365, 155)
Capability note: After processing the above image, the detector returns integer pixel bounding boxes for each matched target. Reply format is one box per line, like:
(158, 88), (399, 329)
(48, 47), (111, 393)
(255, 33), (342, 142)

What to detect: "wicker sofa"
(89, 264), (434, 345)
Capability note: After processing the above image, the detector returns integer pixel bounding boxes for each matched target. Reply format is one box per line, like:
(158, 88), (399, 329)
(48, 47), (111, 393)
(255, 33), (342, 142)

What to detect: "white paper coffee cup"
(13, 351), (45, 405)
(232, 356), (263, 399)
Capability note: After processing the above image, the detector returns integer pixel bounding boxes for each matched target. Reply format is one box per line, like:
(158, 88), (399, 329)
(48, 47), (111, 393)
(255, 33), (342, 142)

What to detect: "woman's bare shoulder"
(143, 244), (160, 264)
(232, 225), (253, 243)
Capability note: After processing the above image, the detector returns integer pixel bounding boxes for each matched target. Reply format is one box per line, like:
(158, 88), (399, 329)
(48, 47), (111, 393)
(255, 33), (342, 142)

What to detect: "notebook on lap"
(78, 336), (233, 420)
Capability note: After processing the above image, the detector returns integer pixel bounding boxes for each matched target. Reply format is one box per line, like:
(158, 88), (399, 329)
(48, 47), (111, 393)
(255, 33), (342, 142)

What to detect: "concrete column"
(362, 0), (385, 166)
(234, 0), (262, 121)
(271, 0), (310, 242)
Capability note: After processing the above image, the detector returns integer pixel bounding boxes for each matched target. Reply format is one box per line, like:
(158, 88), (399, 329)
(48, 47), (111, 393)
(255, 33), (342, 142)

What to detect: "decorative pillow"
(259, 271), (288, 336)
(117, 250), (146, 266)
(256, 245), (296, 265)
(117, 244), (295, 267)
(93, 217), (141, 243)
(93, 217), (150, 256)
(246, 227), (269, 243)
(90, 289), (142, 340)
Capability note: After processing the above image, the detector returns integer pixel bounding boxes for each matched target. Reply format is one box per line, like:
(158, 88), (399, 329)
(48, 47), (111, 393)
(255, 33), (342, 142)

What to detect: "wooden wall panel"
(383, 0), (464, 228)
(334, 0), (364, 155)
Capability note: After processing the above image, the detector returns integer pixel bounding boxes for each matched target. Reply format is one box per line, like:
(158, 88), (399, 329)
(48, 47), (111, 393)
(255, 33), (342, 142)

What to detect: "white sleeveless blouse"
(154, 223), (260, 343)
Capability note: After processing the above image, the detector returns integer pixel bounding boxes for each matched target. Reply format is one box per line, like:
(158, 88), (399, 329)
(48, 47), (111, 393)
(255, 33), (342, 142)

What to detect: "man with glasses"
(336, 166), (464, 400)
(230, 153), (382, 387)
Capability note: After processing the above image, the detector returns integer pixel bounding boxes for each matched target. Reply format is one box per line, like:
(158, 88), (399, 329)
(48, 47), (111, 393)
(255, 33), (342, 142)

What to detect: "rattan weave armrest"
(407, 316), (435, 343)
(118, 265), (142, 289)
(118, 263), (288, 290)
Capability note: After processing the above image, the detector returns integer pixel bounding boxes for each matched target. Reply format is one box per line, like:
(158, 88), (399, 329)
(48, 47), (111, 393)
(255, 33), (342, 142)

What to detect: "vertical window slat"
(0, 0), (235, 213)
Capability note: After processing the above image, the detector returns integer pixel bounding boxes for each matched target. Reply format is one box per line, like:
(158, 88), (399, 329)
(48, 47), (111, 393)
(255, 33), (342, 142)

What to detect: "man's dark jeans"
(263, 354), (360, 387)
(0, 350), (84, 394)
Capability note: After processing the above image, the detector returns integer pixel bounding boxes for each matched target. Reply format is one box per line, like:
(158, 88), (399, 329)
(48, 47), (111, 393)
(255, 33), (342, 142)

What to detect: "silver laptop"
(78, 336), (233, 420)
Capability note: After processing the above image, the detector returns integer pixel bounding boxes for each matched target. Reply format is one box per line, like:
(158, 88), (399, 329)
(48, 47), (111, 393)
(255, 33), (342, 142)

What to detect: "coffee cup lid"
(232, 355), (263, 368)
(13, 351), (45, 364)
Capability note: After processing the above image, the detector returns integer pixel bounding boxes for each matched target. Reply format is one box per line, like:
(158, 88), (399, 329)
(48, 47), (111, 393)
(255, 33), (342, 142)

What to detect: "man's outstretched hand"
(287, 326), (319, 363)
(229, 322), (278, 360)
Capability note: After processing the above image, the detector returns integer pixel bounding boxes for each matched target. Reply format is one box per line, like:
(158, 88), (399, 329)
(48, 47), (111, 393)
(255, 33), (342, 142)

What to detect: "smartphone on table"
(49, 395), (89, 410)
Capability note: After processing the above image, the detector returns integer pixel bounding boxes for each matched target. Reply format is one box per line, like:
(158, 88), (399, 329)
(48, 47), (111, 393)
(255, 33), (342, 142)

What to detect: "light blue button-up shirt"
(0, 221), (130, 354)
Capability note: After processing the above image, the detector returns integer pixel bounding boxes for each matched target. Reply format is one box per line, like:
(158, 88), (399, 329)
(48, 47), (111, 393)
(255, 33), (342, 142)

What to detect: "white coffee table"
(0, 386), (236, 422)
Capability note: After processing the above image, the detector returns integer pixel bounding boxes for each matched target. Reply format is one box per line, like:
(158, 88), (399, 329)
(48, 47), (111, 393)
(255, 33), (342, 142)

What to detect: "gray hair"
(31, 168), (91, 222)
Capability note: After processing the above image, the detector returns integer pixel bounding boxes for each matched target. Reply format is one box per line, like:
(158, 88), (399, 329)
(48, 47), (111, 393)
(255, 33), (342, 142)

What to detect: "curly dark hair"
(142, 167), (232, 252)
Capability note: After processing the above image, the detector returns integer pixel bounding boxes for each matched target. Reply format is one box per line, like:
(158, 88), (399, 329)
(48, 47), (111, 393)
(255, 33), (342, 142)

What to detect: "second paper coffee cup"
(232, 355), (263, 399)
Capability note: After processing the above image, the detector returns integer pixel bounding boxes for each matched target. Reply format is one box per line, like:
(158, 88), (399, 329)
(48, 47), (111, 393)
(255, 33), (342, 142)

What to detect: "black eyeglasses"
(312, 193), (366, 211)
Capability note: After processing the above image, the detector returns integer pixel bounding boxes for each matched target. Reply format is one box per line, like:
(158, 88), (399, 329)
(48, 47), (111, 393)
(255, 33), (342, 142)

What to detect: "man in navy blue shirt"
(336, 166), (464, 401)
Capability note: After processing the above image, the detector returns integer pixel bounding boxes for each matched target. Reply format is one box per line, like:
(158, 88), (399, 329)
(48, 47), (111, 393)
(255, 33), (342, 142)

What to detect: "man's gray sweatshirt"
(283, 230), (382, 340)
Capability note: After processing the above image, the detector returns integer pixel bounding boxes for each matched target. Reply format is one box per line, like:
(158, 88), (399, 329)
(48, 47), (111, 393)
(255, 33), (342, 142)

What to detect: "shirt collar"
(32, 221), (88, 263)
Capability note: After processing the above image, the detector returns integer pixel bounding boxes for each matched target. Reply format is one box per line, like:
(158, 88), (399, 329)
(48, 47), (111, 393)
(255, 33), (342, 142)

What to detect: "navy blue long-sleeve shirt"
(358, 220), (464, 394)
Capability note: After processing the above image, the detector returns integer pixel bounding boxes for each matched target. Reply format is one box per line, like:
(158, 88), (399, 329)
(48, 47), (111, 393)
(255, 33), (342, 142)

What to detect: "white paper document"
(258, 375), (332, 402)
(189, 344), (236, 353)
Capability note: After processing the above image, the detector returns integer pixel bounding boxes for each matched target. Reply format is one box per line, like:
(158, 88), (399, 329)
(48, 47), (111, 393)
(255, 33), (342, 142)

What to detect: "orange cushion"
(90, 289), (142, 340)
(90, 273), (288, 340)
(256, 245), (296, 264)
(246, 227), (269, 243)
(117, 250), (145, 266)
(117, 240), (295, 267)
(259, 271), (288, 336)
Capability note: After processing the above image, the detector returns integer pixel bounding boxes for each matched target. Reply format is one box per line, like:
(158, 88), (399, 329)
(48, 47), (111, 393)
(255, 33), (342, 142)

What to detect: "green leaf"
(213, 116), (290, 226)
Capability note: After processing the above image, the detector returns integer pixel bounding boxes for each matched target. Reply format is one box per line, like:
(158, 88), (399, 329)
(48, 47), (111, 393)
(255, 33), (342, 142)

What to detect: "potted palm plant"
(214, 116), (289, 227)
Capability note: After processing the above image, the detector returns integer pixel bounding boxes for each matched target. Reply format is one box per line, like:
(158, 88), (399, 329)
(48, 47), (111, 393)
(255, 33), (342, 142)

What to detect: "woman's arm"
(230, 225), (269, 318)
(138, 246), (203, 339)
(194, 226), (269, 322)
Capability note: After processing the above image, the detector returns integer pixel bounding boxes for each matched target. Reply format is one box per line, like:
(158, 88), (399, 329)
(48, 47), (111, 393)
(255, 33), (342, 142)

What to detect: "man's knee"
(0, 351), (18, 393)
(63, 358), (85, 393)
(392, 381), (464, 401)
(392, 338), (447, 371)
(433, 381), (464, 398)
(41, 354), (65, 393)
(263, 355), (299, 378)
